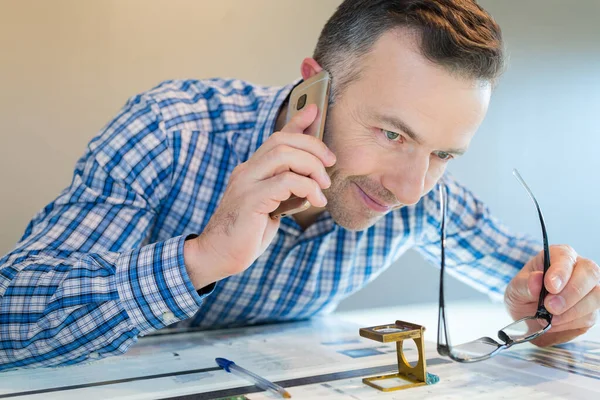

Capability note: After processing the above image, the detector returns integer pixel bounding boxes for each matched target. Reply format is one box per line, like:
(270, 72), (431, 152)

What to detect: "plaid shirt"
(0, 78), (541, 370)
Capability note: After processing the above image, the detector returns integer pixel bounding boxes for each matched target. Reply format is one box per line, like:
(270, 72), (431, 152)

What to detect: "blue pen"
(215, 357), (292, 399)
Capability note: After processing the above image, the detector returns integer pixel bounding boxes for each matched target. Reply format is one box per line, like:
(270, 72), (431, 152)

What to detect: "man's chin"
(327, 206), (384, 231)
(337, 220), (378, 232)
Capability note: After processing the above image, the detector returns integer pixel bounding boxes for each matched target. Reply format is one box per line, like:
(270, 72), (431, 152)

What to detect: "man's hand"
(505, 245), (600, 346)
(183, 104), (336, 289)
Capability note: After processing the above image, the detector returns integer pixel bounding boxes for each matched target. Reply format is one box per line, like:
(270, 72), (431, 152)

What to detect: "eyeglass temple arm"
(513, 169), (552, 323)
(438, 303), (451, 353)
(437, 184), (451, 352)
(534, 206), (552, 321)
(438, 255), (450, 350)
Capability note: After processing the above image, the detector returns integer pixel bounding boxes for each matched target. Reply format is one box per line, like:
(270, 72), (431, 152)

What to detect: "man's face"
(321, 29), (492, 231)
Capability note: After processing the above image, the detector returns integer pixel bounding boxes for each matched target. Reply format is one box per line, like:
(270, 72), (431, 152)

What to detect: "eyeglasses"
(437, 169), (553, 363)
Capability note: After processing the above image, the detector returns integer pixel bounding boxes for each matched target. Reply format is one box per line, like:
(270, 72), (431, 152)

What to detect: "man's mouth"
(353, 183), (397, 213)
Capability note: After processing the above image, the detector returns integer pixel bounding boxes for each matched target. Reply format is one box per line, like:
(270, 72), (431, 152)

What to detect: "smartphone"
(269, 70), (331, 219)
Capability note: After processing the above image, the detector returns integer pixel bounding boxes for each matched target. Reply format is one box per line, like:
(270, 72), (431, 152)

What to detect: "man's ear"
(300, 58), (323, 80)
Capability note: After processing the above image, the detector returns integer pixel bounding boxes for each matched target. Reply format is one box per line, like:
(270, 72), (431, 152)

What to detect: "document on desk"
(0, 318), (599, 400)
(0, 318), (410, 400)
(248, 339), (600, 400)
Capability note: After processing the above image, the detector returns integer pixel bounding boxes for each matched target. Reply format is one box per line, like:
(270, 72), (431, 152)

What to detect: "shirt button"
(89, 352), (100, 359)
(162, 311), (176, 323)
(269, 292), (281, 302)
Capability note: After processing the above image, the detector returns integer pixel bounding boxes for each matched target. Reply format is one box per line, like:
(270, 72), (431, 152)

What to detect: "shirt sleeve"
(0, 94), (212, 371)
(413, 173), (543, 302)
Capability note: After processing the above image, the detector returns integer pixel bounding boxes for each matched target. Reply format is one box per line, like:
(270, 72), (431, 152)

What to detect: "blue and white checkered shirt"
(0, 78), (541, 370)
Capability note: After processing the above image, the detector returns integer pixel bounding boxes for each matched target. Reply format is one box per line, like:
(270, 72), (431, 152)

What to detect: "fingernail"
(551, 275), (563, 291)
(319, 190), (328, 205)
(327, 150), (336, 163)
(323, 173), (331, 187)
(548, 296), (565, 313)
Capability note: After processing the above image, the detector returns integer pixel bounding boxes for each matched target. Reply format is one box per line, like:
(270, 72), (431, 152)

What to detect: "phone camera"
(296, 94), (307, 110)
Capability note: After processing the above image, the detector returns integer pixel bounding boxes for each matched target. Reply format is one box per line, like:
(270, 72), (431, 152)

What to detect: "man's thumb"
(507, 271), (543, 306)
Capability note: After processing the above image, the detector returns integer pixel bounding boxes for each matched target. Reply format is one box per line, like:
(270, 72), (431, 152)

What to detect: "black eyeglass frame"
(437, 169), (553, 363)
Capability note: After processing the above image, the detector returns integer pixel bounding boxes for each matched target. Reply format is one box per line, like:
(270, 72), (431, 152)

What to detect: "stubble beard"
(323, 168), (391, 231)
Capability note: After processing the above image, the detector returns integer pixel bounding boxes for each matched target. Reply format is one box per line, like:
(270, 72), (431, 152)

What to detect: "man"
(1, 0), (598, 370)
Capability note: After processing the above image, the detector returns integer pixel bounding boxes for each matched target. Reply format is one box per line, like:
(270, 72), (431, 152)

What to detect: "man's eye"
(383, 129), (401, 142)
(435, 151), (453, 161)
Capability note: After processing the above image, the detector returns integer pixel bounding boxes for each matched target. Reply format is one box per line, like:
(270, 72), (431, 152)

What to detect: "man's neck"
(292, 206), (326, 230)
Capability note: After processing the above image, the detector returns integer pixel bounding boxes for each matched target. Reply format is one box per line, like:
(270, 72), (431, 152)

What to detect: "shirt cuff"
(115, 235), (215, 335)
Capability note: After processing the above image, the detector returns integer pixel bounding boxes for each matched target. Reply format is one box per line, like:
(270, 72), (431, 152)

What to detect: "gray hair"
(313, 0), (505, 102)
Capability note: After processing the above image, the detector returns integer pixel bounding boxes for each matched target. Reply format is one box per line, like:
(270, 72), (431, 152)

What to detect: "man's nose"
(382, 155), (429, 206)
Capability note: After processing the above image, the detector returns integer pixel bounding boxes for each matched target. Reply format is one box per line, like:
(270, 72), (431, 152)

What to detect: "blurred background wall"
(0, 0), (598, 311)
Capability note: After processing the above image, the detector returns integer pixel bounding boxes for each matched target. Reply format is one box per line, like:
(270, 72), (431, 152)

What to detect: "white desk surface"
(0, 301), (598, 400)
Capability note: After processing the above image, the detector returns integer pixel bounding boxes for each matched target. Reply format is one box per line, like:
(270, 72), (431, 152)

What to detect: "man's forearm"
(0, 236), (207, 371)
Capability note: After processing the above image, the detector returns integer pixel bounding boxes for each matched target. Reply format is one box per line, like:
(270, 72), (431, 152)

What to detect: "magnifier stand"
(359, 320), (438, 392)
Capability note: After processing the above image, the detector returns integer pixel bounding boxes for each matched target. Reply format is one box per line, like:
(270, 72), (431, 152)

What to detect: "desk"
(0, 302), (598, 399)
